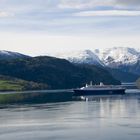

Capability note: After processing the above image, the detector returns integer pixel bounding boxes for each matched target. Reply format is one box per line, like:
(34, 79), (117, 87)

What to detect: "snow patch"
(49, 50), (104, 66)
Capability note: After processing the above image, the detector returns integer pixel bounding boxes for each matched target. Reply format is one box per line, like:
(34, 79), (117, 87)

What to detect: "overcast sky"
(0, 0), (140, 56)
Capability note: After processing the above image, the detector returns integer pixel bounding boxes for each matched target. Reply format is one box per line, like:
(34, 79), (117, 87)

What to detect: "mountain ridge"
(50, 47), (140, 66)
(0, 47), (139, 85)
(50, 50), (104, 66)
(0, 50), (30, 60)
(48, 47), (140, 82)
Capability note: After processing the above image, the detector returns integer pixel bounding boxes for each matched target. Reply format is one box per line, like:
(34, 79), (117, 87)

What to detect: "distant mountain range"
(0, 47), (139, 91)
(55, 50), (104, 66)
(0, 51), (119, 90)
(53, 47), (140, 67)
(50, 47), (140, 82)
(95, 47), (140, 66)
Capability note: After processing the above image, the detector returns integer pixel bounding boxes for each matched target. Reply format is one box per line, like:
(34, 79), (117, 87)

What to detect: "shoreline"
(0, 88), (140, 105)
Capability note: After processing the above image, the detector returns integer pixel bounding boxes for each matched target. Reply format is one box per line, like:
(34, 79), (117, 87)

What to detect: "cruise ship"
(73, 82), (126, 96)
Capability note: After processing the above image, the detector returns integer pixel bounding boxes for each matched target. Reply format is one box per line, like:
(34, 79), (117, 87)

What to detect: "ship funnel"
(100, 82), (104, 86)
(90, 81), (93, 86)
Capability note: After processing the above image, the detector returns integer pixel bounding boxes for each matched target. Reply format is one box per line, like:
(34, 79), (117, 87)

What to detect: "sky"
(0, 0), (140, 56)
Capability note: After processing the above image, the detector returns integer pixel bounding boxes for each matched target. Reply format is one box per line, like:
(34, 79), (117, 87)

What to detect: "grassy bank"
(0, 75), (48, 91)
(0, 80), (23, 91)
(0, 91), (74, 104)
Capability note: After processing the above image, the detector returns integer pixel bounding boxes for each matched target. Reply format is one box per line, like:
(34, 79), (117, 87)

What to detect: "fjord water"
(0, 91), (140, 140)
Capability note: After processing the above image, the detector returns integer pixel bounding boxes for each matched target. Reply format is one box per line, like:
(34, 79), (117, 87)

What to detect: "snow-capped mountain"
(51, 50), (104, 66)
(94, 47), (140, 67)
(0, 50), (30, 60)
(50, 47), (140, 67)
(49, 47), (140, 76)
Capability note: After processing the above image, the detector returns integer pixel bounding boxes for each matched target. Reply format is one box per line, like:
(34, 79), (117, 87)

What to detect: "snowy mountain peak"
(95, 47), (140, 66)
(50, 50), (104, 66)
(48, 47), (140, 67)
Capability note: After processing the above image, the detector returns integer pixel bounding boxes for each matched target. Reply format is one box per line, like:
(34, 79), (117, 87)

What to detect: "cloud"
(58, 0), (140, 10)
(0, 0), (140, 35)
(115, 0), (140, 6)
(58, 0), (115, 9)
(0, 11), (13, 17)
(75, 10), (140, 17)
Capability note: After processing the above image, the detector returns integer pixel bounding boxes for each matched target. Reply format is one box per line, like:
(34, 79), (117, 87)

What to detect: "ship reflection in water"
(0, 90), (140, 140)
(79, 94), (125, 101)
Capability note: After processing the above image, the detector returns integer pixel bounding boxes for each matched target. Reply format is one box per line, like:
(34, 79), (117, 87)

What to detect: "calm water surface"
(0, 91), (140, 140)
